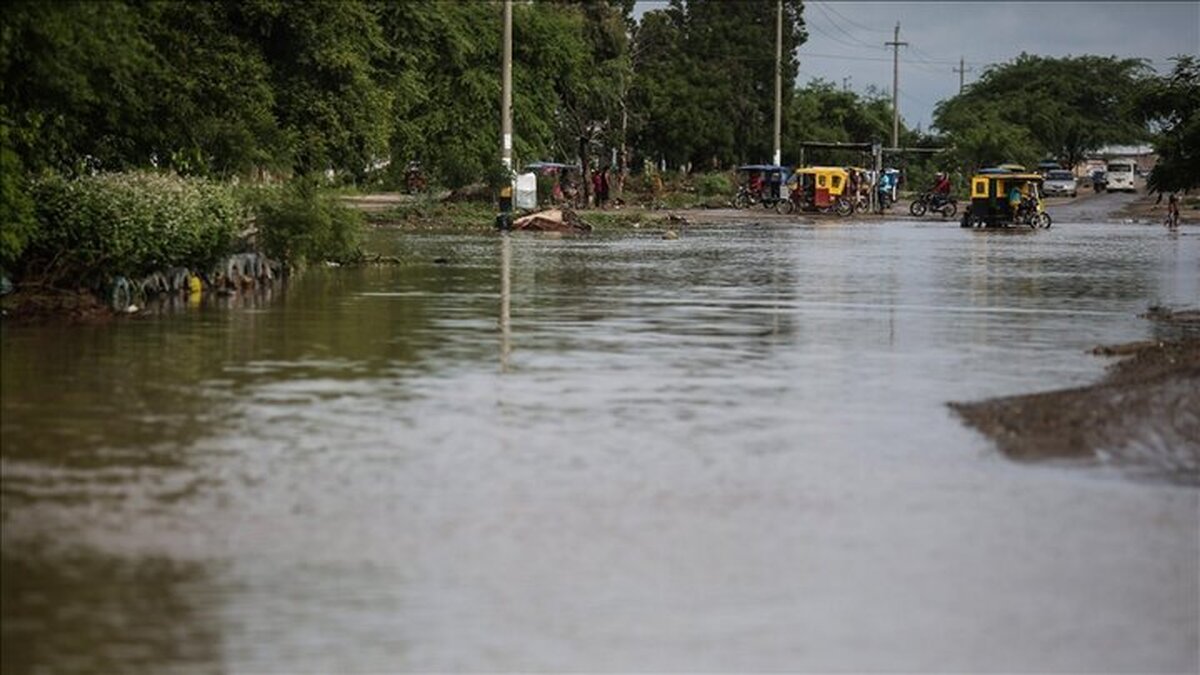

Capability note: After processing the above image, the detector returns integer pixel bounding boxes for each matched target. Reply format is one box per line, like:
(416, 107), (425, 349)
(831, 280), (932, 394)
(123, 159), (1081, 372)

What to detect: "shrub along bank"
(2, 171), (363, 313)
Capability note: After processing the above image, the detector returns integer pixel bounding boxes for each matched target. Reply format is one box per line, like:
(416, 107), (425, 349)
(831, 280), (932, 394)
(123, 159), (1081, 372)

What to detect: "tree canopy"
(630, 0), (806, 169)
(1138, 56), (1199, 192)
(933, 54), (1150, 171)
(3, 1), (1183, 191)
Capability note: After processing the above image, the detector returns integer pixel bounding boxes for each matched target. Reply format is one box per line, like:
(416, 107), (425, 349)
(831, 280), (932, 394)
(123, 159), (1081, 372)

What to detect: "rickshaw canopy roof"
(736, 164), (790, 173)
(795, 166), (849, 176)
(974, 171), (1044, 182)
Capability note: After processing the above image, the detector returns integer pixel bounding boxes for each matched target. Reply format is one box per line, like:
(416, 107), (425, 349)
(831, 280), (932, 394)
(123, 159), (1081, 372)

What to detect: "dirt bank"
(950, 314), (1200, 486)
(0, 288), (115, 324)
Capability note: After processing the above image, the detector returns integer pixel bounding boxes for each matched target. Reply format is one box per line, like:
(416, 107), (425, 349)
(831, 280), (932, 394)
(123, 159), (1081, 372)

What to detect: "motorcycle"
(1015, 198), (1052, 229)
(909, 192), (958, 218)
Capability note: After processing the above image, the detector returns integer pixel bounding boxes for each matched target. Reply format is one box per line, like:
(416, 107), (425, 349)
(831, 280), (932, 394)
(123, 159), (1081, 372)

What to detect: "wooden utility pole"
(953, 56), (971, 94)
(885, 22), (907, 149)
(500, 0), (513, 171)
(773, 0), (782, 166)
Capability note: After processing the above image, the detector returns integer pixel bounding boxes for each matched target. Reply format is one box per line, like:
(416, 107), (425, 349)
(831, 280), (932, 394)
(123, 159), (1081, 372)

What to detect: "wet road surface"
(2, 220), (1197, 672)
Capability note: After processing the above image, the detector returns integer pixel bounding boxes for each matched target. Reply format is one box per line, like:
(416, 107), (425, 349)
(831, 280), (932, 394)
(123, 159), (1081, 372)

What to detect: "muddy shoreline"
(951, 310), (1200, 486)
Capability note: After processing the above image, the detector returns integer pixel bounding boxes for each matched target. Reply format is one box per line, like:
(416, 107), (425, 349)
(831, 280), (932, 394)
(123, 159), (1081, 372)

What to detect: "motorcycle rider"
(929, 172), (952, 209)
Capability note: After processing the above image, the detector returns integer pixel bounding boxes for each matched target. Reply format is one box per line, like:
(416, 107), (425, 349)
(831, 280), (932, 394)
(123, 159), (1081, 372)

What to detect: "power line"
(810, 0), (892, 35)
(805, 16), (886, 52)
(809, 1), (884, 50)
(798, 51), (985, 69)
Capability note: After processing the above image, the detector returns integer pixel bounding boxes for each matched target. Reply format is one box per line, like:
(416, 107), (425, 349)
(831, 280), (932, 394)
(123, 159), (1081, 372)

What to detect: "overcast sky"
(634, 1), (1199, 131)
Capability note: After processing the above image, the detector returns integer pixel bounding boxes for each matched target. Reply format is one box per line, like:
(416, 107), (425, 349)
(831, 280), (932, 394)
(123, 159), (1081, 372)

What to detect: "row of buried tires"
(107, 252), (284, 311)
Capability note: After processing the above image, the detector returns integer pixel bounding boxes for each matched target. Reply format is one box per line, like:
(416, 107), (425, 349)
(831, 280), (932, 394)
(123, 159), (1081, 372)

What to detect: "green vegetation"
(694, 173), (733, 197)
(630, 0), (806, 168)
(933, 54), (1150, 172)
(0, 127), (37, 269)
(1139, 56), (1200, 193)
(256, 182), (364, 266)
(25, 172), (244, 286)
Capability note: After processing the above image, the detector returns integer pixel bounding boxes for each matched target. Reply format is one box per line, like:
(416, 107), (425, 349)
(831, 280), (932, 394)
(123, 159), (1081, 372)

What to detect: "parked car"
(1036, 160), (1061, 177)
(1043, 170), (1078, 198)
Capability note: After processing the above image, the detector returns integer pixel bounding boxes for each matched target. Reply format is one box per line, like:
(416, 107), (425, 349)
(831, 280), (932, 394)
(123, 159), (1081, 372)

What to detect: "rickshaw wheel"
(835, 199), (853, 217)
(1039, 213), (1052, 229)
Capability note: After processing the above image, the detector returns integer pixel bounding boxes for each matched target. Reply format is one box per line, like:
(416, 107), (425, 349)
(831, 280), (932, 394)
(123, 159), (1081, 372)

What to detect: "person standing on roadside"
(1166, 192), (1180, 228)
(592, 167), (603, 209)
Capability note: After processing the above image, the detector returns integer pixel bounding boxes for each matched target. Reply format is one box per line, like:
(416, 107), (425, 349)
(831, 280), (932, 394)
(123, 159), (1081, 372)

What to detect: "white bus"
(1105, 159), (1137, 193)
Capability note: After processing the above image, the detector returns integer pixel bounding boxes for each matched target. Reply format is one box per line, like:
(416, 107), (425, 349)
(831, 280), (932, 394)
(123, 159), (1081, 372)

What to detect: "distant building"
(1078, 144), (1157, 176)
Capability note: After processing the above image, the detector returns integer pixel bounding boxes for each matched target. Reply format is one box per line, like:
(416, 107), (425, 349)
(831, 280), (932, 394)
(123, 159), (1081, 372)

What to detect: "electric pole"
(773, 0), (782, 166)
(953, 56), (971, 94)
(496, 0), (513, 228)
(885, 22), (907, 149)
(500, 0), (512, 171)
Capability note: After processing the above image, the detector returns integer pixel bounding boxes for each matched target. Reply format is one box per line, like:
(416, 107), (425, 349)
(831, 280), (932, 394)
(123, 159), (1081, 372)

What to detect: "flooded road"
(2, 221), (1198, 672)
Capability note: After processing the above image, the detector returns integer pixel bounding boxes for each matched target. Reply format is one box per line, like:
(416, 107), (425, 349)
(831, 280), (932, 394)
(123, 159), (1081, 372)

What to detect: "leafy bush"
(27, 172), (244, 285)
(694, 172), (733, 197)
(256, 180), (363, 265)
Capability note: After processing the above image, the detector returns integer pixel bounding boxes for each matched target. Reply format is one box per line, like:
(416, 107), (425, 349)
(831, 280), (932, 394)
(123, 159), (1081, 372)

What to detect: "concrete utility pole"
(501, 0), (513, 171)
(885, 22), (907, 149)
(773, 0), (782, 166)
(953, 56), (971, 94)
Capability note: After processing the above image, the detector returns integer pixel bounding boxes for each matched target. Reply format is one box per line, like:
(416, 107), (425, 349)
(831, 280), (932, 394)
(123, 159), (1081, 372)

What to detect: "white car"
(1043, 170), (1078, 198)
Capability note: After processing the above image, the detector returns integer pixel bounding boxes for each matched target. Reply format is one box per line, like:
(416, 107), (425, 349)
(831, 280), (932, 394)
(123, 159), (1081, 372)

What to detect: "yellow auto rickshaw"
(962, 169), (1051, 228)
(778, 166), (853, 216)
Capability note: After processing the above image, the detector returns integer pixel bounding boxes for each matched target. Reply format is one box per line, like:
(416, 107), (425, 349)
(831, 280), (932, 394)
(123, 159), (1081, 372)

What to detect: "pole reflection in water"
(499, 232), (512, 372)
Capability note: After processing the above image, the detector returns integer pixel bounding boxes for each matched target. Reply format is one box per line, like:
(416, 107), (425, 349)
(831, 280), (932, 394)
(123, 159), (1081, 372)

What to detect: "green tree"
(631, 0), (806, 169)
(1139, 55), (1200, 193)
(934, 54), (1149, 171)
(784, 80), (893, 165)
(142, 0), (287, 177)
(0, 0), (158, 173)
(0, 123), (37, 269)
(240, 0), (392, 179)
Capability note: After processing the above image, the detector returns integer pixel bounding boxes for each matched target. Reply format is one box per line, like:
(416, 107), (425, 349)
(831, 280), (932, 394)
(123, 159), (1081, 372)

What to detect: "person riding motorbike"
(929, 172), (952, 208)
(749, 172), (765, 200)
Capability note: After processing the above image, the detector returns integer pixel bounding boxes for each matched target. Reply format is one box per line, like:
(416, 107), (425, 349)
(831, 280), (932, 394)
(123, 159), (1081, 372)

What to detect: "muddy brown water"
(2, 220), (1198, 672)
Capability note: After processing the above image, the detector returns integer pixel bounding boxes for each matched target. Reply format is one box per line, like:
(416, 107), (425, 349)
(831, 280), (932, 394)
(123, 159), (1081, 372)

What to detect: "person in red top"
(749, 172), (765, 199)
(930, 172), (952, 208)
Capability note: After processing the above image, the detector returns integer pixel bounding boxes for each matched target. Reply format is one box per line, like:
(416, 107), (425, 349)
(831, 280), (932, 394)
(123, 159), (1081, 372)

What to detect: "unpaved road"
(1044, 187), (1143, 224)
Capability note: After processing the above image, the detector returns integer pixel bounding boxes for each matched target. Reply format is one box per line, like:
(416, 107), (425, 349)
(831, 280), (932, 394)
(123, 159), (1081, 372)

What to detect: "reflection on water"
(2, 222), (1198, 672)
(1, 546), (219, 674)
(500, 233), (512, 372)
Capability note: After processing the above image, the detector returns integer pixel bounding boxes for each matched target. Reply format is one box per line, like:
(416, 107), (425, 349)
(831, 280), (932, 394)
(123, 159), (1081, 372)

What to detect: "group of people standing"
(546, 165), (612, 209)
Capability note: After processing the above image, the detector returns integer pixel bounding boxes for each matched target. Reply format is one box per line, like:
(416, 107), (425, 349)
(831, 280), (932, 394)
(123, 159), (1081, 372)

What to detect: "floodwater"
(2, 219), (1198, 673)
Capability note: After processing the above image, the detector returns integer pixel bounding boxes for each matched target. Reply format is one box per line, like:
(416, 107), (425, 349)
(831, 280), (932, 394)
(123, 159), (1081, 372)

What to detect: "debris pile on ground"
(512, 208), (593, 233)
